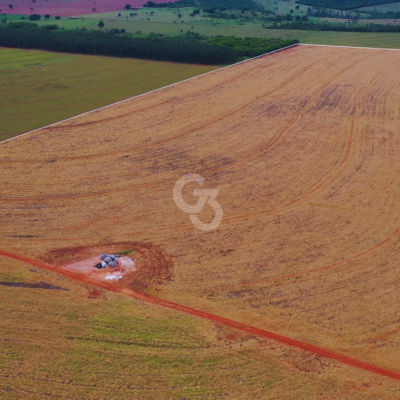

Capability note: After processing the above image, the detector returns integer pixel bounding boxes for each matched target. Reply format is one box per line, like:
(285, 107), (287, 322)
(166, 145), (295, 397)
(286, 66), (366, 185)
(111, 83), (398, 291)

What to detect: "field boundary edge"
(299, 43), (400, 51)
(0, 43), (299, 145)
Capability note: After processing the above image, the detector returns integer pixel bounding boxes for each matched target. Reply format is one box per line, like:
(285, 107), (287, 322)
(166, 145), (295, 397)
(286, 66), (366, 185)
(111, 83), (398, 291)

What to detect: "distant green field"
(257, 0), (309, 15)
(3, 10), (400, 48)
(0, 48), (218, 141)
(299, 30), (400, 47)
(361, 1), (400, 12)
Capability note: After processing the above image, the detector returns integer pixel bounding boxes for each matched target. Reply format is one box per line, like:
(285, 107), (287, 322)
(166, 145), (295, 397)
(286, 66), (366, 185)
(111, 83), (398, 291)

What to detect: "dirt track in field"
(1, 45), (400, 383)
(2, 247), (400, 382)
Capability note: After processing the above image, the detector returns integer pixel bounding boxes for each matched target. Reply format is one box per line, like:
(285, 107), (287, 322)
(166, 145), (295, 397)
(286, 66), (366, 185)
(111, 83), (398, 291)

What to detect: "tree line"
(144, 0), (264, 11)
(207, 36), (298, 57)
(295, 0), (400, 11)
(265, 20), (400, 32)
(0, 25), (297, 65)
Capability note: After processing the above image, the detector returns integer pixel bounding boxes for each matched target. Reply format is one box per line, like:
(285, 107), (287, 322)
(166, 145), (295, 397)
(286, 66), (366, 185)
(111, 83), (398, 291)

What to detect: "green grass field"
(0, 47), (218, 141)
(3, 10), (400, 46)
(299, 30), (400, 47)
(360, 1), (400, 13)
(257, 0), (309, 15)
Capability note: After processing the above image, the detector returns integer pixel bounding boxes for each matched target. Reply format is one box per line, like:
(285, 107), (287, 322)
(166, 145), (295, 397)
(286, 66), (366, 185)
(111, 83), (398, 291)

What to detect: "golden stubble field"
(4, 257), (400, 399)
(1, 45), (400, 388)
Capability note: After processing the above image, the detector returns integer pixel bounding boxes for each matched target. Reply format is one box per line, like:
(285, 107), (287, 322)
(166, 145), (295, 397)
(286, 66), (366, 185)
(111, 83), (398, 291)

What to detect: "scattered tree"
(29, 14), (41, 20)
(8, 4), (13, 10)
(124, 4), (131, 10)
(98, 19), (104, 28)
(92, 7), (97, 12)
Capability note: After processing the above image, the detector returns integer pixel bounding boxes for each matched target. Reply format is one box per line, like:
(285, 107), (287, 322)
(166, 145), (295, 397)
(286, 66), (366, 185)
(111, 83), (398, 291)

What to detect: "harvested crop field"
(4, 257), (400, 399)
(1, 44), (400, 393)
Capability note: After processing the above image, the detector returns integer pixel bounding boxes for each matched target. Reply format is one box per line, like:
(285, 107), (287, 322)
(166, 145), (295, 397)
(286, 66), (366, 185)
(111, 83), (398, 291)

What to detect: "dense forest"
(296, 0), (400, 10)
(144, 0), (264, 11)
(207, 36), (298, 57)
(0, 24), (297, 64)
(266, 20), (400, 32)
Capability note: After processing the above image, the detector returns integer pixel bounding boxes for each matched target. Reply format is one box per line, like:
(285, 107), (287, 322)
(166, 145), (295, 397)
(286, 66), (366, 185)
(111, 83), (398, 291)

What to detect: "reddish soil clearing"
(63, 255), (136, 283)
(0, 0), (172, 17)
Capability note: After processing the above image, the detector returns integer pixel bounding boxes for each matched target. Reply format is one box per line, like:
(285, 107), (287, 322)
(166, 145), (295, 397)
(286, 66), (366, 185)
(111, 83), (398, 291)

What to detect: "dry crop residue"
(1, 45), (400, 387)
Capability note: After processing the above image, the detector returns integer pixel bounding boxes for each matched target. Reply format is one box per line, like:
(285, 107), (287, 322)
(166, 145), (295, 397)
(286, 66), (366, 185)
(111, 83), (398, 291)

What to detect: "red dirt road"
(1, 0), (173, 17)
(1, 247), (400, 383)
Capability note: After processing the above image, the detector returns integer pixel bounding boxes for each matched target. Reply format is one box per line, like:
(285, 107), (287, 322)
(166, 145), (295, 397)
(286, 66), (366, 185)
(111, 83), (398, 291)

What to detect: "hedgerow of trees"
(0, 24), (298, 65)
(265, 19), (400, 32)
(0, 26), (228, 65)
(295, 0), (400, 11)
(144, 0), (264, 11)
(207, 36), (298, 57)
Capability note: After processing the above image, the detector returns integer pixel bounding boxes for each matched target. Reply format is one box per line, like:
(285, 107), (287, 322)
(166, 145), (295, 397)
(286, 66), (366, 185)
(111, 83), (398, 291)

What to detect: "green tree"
(125, 4), (131, 10)
(29, 14), (41, 21)
(98, 20), (105, 28)
(8, 4), (13, 10)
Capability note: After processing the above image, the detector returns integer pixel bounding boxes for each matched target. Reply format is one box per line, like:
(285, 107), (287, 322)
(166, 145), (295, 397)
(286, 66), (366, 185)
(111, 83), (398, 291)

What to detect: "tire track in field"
(3, 56), (396, 290)
(211, 50), (386, 174)
(219, 59), (395, 221)
(40, 55), (274, 131)
(0, 52), (371, 203)
(0, 50), (320, 166)
(359, 326), (400, 344)
(0, 54), (274, 149)
(239, 222), (400, 287)
(0, 58), (376, 206)
(208, 60), (399, 289)
(0, 59), (328, 205)
(0, 55), (325, 202)
(1, 247), (400, 383)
